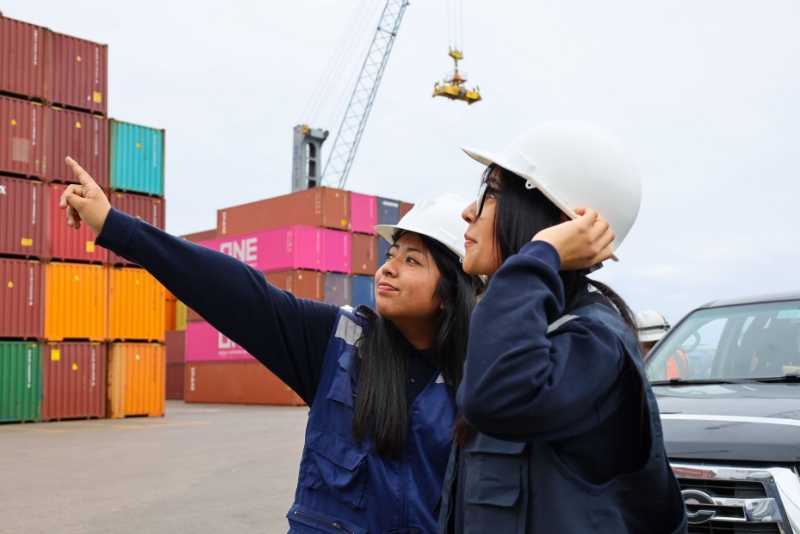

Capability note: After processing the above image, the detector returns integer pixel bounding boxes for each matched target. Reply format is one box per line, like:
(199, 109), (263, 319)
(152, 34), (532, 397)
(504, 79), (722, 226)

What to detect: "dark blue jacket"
(97, 209), (456, 533)
(440, 242), (687, 533)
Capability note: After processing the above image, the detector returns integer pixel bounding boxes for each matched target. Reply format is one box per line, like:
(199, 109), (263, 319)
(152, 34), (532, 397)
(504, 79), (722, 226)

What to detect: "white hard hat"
(635, 310), (670, 343)
(462, 119), (641, 260)
(375, 194), (470, 259)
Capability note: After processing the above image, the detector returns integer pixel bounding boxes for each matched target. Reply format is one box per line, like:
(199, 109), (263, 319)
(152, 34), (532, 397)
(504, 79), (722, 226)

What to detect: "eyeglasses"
(476, 182), (498, 218)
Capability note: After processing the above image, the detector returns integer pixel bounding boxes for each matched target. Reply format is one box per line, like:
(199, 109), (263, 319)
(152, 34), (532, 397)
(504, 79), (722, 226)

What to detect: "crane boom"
(322, 0), (410, 189)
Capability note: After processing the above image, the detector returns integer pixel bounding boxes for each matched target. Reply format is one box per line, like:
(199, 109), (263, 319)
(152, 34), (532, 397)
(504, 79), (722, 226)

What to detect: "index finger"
(65, 157), (96, 187)
(573, 207), (599, 227)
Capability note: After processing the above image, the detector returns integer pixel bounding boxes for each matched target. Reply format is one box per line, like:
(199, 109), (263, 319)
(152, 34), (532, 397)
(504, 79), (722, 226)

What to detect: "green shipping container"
(110, 120), (165, 197)
(0, 342), (41, 422)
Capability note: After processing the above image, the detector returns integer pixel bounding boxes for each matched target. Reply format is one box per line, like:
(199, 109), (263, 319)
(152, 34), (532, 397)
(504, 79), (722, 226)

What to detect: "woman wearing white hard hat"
(635, 310), (671, 356)
(58, 157), (486, 533)
(438, 120), (688, 533)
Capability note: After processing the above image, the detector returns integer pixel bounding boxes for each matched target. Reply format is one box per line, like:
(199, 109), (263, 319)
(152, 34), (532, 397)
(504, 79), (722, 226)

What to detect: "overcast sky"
(5, 0), (799, 323)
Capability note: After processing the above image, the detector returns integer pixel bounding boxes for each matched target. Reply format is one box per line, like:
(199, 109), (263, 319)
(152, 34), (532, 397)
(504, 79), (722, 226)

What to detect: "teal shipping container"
(109, 120), (165, 197)
(0, 342), (41, 422)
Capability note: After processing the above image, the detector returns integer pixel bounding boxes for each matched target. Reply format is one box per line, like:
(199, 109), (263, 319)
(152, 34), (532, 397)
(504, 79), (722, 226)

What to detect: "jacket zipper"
(293, 510), (355, 534)
(443, 456), (458, 534)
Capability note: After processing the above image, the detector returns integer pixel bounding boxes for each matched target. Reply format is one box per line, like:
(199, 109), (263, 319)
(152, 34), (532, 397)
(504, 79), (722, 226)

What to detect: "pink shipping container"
(0, 15), (48, 101)
(0, 175), (46, 258)
(323, 229), (351, 274)
(48, 32), (108, 116)
(350, 192), (377, 235)
(0, 96), (48, 178)
(41, 342), (106, 421)
(0, 258), (44, 339)
(185, 320), (255, 363)
(46, 183), (107, 263)
(47, 107), (108, 187)
(107, 192), (166, 265)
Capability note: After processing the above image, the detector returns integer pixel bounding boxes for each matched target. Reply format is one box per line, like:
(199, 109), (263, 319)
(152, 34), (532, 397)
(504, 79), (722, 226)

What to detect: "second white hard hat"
(374, 194), (470, 259)
(635, 310), (671, 343)
(462, 119), (641, 260)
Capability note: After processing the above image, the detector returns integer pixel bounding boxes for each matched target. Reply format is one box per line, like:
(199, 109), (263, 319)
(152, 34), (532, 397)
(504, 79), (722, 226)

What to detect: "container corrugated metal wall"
(351, 275), (376, 310)
(41, 342), (106, 421)
(216, 187), (349, 236)
(44, 262), (106, 341)
(350, 192), (377, 235)
(109, 120), (165, 196)
(180, 229), (217, 243)
(0, 258), (44, 339)
(324, 273), (351, 307)
(49, 32), (108, 115)
(0, 16), (48, 101)
(377, 198), (401, 226)
(175, 301), (187, 331)
(164, 290), (177, 332)
(46, 184), (107, 263)
(0, 96), (47, 178)
(0, 342), (41, 422)
(165, 329), (185, 364)
(107, 192), (166, 265)
(351, 233), (377, 276)
(263, 270), (324, 301)
(185, 321), (254, 363)
(47, 107), (108, 187)
(184, 361), (304, 406)
(108, 266), (165, 342)
(165, 363), (184, 400)
(107, 343), (165, 419)
(400, 201), (414, 219)
(322, 229), (351, 274)
(0, 175), (45, 259)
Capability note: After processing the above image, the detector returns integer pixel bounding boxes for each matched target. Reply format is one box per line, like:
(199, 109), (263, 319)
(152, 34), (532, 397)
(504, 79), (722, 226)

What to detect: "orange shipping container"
(44, 263), (106, 341)
(351, 233), (378, 276)
(164, 289), (177, 332)
(108, 267), (165, 342)
(107, 343), (165, 418)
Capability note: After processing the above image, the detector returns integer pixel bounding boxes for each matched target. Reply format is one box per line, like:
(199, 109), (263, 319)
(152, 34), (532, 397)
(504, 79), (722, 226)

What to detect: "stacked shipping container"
(0, 13), (168, 423)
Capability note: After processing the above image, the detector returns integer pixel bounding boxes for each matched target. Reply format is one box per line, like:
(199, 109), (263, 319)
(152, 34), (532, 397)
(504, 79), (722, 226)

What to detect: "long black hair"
(351, 230), (481, 458)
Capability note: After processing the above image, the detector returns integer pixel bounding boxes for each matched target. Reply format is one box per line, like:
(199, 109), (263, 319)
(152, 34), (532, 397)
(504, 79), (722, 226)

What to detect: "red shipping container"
(185, 361), (304, 406)
(0, 15), (48, 101)
(48, 31), (108, 116)
(264, 270), (324, 301)
(166, 363), (184, 399)
(45, 183), (107, 263)
(181, 229), (216, 243)
(400, 201), (414, 218)
(47, 107), (108, 187)
(165, 329), (186, 364)
(217, 187), (349, 237)
(41, 342), (106, 421)
(0, 96), (48, 178)
(185, 320), (254, 363)
(0, 258), (43, 339)
(351, 233), (378, 276)
(186, 307), (205, 323)
(107, 192), (166, 265)
(350, 192), (377, 235)
(0, 175), (45, 258)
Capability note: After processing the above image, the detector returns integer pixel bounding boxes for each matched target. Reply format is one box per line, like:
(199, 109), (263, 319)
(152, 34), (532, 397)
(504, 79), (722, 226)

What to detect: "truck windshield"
(645, 300), (800, 382)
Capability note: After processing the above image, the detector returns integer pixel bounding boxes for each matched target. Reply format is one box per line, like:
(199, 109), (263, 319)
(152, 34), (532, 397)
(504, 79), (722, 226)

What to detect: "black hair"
(351, 230), (481, 458)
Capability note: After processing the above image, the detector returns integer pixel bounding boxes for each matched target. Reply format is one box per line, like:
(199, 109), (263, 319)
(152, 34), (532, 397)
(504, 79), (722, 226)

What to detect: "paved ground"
(0, 401), (308, 533)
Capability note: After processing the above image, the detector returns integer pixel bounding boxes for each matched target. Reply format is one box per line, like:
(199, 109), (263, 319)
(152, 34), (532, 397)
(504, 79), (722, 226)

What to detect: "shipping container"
(47, 107), (108, 187)
(399, 201), (414, 219)
(0, 341), (41, 422)
(165, 329), (185, 364)
(109, 120), (165, 196)
(180, 229), (216, 243)
(175, 300), (187, 331)
(217, 187), (349, 236)
(351, 233), (377, 276)
(107, 342), (165, 418)
(199, 225), (325, 273)
(377, 197), (401, 226)
(0, 95), (47, 178)
(185, 320), (254, 363)
(184, 361), (304, 406)
(324, 273), (351, 307)
(378, 237), (391, 267)
(48, 31), (108, 115)
(107, 191), (166, 265)
(164, 290), (177, 332)
(108, 266), (166, 342)
(0, 15), (48, 101)
(0, 258), (43, 339)
(186, 306), (204, 324)
(351, 275), (376, 310)
(0, 175), (45, 258)
(45, 183), (107, 263)
(350, 192), (377, 235)
(165, 363), (184, 400)
(323, 229), (351, 274)
(44, 262), (105, 341)
(264, 270), (324, 301)
(41, 342), (105, 421)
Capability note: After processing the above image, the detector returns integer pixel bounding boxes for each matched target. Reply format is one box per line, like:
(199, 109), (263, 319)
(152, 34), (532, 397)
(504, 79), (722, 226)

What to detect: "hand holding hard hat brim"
(532, 207), (615, 270)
